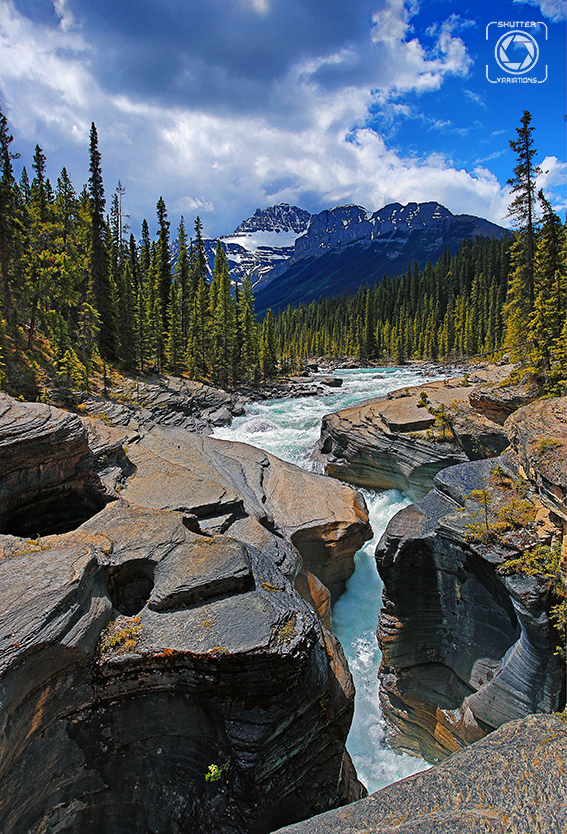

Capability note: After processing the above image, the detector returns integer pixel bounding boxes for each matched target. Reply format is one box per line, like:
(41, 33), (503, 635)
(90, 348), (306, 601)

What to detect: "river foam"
(212, 367), (437, 791)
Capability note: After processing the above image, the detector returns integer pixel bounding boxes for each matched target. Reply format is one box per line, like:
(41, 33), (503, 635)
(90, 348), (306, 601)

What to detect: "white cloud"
(53, 0), (77, 32)
(0, 0), (511, 235)
(537, 156), (567, 213)
(369, 1), (472, 95)
(0, 0), (93, 140)
(513, 0), (567, 22)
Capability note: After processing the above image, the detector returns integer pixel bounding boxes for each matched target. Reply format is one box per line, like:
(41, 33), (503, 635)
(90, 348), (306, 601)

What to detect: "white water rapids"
(213, 366), (439, 793)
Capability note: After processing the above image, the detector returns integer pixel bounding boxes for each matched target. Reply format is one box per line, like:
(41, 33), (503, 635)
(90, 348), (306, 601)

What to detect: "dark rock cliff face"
(374, 398), (567, 762)
(273, 714), (567, 834)
(0, 393), (371, 834)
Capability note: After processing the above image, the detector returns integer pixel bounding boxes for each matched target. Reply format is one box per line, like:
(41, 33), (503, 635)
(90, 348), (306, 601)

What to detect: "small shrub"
(205, 759), (230, 782)
(99, 616), (143, 656)
(499, 543), (565, 659)
(417, 392), (429, 408)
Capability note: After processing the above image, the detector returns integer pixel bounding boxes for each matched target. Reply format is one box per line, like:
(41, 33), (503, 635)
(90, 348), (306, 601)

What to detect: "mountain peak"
(231, 204), (311, 236)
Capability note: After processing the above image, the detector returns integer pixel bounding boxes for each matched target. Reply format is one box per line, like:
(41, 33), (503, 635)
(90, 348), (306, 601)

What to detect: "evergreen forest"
(0, 107), (565, 400)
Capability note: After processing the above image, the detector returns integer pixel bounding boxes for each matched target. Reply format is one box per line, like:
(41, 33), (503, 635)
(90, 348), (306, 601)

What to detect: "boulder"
(273, 714), (567, 834)
(0, 394), (372, 833)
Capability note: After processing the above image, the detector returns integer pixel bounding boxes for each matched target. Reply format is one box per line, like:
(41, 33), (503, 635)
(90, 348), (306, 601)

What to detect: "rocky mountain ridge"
(201, 201), (507, 307)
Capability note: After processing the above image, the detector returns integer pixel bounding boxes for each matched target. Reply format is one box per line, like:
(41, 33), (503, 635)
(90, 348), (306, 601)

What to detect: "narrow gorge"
(0, 364), (565, 833)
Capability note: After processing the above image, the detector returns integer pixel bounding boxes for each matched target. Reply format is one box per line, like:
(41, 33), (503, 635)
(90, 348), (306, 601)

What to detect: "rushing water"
(212, 366), (437, 793)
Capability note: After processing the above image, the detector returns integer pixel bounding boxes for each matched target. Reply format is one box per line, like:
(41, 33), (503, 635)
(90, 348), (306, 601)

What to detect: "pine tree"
(260, 309), (277, 380)
(210, 241), (236, 387)
(88, 122), (117, 359)
(0, 105), (20, 326)
(165, 278), (184, 374)
(156, 196), (171, 332)
(188, 271), (210, 380)
(507, 111), (541, 311)
(238, 273), (260, 383)
(174, 216), (190, 341)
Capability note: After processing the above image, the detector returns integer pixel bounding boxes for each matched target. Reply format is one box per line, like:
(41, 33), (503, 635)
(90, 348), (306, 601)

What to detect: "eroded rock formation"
(273, 714), (567, 834)
(374, 397), (566, 762)
(318, 372), (511, 502)
(0, 393), (371, 833)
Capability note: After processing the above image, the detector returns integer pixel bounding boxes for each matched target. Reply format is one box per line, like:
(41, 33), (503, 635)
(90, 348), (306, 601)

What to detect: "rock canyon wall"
(0, 393), (371, 833)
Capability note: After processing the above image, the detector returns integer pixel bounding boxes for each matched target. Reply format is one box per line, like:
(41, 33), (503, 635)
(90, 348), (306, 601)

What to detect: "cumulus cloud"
(513, 0), (567, 22)
(0, 0), (512, 235)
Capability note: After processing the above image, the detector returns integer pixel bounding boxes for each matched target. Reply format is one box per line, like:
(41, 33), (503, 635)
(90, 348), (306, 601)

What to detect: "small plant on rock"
(205, 759), (230, 782)
(99, 616), (144, 656)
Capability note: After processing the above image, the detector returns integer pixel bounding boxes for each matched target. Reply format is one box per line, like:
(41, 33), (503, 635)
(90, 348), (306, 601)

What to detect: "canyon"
(319, 370), (566, 764)
(0, 392), (370, 833)
(0, 365), (564, 834)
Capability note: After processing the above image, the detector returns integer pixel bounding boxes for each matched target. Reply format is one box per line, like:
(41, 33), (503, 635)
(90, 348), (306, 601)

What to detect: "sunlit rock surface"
(0, 393), (371, 833)
(318, 371), (515, 502)
(273, 714), (567, 834)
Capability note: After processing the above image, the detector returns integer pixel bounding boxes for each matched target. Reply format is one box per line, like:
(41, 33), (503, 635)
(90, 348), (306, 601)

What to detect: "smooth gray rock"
(273, 714), (567, 834)
(0, 393), (371, 834)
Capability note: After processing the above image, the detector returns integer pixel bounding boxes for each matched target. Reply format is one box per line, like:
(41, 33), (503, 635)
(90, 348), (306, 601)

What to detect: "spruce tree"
(156, 196), (171, 332)
(88, 122), (117, 359)
(260, 309), (277, 380)
(0, 105), (19, 326)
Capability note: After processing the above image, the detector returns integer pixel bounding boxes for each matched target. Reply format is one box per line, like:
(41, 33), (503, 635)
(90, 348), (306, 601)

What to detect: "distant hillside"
(252, 202), (507, 315)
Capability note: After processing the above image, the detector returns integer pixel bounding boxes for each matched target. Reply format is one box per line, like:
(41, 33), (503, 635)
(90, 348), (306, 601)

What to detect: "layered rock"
(374, 399), (567, 761)
(76, 374), (245, 432)
(0, 394), (106, 537)
(505, 396), (567, 530)
(273, 714), (567, 834)
(0, 393), (371, 834)
(318, 371), (513, 501)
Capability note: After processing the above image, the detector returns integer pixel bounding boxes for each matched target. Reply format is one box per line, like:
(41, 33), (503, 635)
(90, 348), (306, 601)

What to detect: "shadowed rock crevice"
(3, 486), (106, 538)
(104, 560), (155, 616)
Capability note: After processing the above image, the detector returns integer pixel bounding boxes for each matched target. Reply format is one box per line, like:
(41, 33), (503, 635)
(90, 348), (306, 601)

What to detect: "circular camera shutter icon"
(495, 31), (539, 74)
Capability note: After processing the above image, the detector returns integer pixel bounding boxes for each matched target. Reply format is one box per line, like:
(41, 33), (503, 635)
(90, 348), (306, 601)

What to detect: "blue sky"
(0, 0), (564, 237)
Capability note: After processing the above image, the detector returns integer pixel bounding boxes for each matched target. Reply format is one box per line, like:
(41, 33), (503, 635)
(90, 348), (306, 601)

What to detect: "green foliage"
(270, 234), (513, 363)
(499, 543), (565, 658)
(205, 759), (230, 782)
(99, 616), (144, 656)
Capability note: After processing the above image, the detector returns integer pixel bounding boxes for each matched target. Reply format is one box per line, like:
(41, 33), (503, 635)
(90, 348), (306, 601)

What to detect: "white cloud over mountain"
(0, 1), (538, 235)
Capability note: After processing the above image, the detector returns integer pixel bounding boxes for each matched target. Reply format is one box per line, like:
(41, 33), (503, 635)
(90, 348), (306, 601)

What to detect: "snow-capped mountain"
(252, 201), (508, 313)
(204, 204), (311, 288)
(202, 200), (507, 312)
